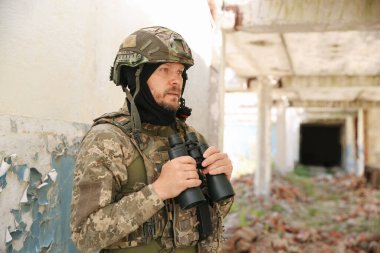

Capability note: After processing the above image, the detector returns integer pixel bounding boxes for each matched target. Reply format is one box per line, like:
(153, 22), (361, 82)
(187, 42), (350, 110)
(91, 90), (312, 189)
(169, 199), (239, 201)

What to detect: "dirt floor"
(221, 168), (380, 253)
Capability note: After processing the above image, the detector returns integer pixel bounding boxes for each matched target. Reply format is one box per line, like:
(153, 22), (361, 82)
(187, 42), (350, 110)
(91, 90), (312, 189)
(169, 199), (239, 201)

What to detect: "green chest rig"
(92, 111), (203, 251)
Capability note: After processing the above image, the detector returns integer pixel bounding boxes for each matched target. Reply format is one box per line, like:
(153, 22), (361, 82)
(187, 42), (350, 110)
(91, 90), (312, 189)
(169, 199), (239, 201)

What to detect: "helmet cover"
(110, 26), (194, 85)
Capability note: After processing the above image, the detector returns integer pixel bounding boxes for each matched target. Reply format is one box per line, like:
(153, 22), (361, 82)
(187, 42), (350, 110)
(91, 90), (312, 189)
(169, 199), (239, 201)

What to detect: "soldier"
(70, 26), (234, 253)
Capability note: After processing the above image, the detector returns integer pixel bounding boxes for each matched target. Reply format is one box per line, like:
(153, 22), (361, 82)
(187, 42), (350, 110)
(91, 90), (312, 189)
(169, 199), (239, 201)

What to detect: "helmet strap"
(176, 71), (192, 121)
(124, 65), (144, 146)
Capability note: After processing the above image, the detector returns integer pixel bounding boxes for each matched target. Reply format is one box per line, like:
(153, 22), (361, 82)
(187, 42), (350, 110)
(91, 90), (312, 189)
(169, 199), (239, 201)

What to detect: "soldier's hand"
(201, 146), (233, 180)
(152, 156), (201, 201)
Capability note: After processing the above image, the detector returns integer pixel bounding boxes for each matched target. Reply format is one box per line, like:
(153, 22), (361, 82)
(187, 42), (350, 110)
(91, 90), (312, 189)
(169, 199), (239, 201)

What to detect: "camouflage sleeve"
(216, 197), (234, 218)
(70, 124), (164, 253)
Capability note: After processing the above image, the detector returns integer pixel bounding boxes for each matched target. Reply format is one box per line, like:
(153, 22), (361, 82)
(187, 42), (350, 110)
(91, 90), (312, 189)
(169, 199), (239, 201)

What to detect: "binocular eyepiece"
(168, 132), (235, 209)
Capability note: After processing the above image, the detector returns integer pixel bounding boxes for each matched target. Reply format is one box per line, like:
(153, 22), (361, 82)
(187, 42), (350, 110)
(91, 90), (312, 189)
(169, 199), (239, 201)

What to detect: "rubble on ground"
(222, 171), (380, 253)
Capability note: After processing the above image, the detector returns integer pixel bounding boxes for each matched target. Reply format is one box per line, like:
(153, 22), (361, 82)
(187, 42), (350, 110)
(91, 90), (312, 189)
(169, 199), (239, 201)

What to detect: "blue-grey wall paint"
(5, 155), (81, 253)
(0, 115), (89, 253)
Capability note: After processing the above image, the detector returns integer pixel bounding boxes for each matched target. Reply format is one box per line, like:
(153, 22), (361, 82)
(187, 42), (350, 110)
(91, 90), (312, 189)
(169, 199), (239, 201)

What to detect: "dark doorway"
(300, 124), (342, 167)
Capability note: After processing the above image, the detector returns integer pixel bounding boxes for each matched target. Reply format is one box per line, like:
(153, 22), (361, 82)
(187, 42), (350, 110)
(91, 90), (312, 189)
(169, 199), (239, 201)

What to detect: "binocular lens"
(177, 187), (206, 209)
(207, 174), (235, 202)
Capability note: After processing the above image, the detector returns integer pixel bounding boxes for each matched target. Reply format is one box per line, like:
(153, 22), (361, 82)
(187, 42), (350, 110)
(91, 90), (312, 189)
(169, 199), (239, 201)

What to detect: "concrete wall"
(0, 0), (218, 252)
(0, 0), (215, 140)
(366, 108), (380, 166)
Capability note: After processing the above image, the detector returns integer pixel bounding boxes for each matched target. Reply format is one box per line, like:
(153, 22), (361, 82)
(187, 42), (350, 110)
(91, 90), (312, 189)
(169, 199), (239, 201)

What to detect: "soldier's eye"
(159, 67), (169, 73)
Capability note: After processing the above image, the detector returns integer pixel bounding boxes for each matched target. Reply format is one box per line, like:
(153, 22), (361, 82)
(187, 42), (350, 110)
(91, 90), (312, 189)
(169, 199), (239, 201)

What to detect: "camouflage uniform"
(71, 26), (233, 253)
(70, 105), (233, 253)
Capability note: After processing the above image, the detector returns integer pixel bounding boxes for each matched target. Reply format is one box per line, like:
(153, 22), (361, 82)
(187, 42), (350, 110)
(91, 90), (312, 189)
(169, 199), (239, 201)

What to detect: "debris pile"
(222, 172), (380, 253)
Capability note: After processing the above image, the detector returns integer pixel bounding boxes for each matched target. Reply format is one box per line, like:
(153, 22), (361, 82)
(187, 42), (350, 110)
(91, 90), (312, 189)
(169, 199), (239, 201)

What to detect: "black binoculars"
(168, 132), (235, 209)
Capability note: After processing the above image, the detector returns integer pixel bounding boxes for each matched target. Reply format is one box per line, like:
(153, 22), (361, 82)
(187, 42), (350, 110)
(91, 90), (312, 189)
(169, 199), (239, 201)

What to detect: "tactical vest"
(91, 111), (223, 252)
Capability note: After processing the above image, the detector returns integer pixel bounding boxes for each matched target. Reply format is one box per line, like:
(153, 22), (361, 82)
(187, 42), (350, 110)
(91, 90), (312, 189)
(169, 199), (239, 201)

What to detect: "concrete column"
(255, 77), (272, 197)
(285, 108), (302, 171)
(357, 109), (365, 176)
(345, 115), (356, 173)
(218, 31), (226, 149)
(275, 101), (287, 174)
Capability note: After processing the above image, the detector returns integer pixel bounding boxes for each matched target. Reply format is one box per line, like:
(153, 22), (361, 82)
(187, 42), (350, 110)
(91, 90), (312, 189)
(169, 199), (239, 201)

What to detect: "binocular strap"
(196, 202), (213, 240)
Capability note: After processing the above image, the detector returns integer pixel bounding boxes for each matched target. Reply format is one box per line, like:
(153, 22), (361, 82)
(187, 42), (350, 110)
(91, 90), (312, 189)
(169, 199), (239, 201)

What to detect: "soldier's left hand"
(201, 146), (233, 180)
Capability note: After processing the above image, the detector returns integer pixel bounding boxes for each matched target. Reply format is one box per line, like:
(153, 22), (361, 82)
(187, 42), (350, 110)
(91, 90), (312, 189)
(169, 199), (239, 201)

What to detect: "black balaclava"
(122, 63), (177, 126)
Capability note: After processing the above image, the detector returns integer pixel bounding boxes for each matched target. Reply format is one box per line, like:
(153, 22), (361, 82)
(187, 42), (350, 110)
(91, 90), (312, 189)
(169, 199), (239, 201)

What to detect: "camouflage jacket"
(70, 106), (233, 253)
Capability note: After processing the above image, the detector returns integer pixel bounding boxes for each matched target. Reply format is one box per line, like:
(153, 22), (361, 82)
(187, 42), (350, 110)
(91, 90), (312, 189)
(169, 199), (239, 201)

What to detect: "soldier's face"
(147, 62), (185, 111)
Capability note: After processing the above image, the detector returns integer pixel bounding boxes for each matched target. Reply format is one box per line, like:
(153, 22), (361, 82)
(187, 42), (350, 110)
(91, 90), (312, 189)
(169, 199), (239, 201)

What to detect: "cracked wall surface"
(0, 115), (89, 253)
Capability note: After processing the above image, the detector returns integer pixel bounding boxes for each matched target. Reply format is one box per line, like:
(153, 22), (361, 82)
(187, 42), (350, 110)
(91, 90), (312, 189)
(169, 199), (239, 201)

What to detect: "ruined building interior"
(219, 0), (380, 195)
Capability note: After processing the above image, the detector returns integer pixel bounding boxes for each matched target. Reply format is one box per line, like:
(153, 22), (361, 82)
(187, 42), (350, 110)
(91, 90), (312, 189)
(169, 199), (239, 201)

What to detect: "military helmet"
(110, 26), (194, 86)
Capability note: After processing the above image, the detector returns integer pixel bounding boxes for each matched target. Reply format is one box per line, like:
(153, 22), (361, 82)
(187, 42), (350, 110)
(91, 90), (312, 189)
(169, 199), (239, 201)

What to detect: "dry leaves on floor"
(222, 171), (380, 253)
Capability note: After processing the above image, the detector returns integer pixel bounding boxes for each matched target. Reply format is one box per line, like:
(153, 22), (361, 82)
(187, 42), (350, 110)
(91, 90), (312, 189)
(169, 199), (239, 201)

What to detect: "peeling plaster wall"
(0, 115), (89, 253)
(366, 108), (380, 167)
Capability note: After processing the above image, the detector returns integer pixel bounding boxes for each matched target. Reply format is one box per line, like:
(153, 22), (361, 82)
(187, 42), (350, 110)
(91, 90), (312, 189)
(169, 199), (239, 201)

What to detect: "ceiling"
(219, 0), (380, 108)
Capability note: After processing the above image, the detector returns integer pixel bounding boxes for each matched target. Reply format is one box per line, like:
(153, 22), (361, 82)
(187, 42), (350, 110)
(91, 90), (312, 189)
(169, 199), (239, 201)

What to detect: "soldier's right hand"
(152, 156), (201, 201)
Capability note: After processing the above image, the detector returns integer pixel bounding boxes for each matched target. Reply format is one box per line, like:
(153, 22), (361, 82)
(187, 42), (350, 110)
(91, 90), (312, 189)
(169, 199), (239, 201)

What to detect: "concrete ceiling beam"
(288, 99), (380, 108)
(227, 0), (380, 33)
(280, 76), (380, 88)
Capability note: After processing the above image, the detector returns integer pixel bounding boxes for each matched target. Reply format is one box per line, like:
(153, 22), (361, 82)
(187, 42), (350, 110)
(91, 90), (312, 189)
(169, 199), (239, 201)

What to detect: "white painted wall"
(0, 0), (215, 141)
